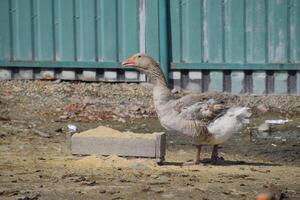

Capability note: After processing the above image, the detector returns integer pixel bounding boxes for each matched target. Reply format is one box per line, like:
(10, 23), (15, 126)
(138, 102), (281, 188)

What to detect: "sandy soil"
(0, 81), (299, 200)
(76, 126), (160, 139)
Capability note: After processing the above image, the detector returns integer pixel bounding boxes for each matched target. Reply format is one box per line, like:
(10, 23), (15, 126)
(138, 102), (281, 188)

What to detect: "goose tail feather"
(227, 107), (252, 124)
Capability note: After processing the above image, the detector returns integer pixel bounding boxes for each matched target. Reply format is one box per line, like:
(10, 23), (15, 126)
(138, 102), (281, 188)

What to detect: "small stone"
(256, 104), (269, 113)
(99, 189), (106, 194)
(17, 194), (40, 200)
(120, 178), (130, 183)
(141, 186), (151, 192)
(171, 88), (181, 94)
(107, 188), (120, 195)
(59, 115), (68, 120)
(180, 174), (189, 177)
(83, 180), (97, 186)
(128, 162), (148, 170)
(152, 188), (165, 193)
(149, 176), (170, 185)
(150, 174), (159, 179)
(112, 197), (122, 200)
(161, 193), (175, 198)
(63, 87), (72, 93)
(117, 118), (126, 123)
(128, 104), (141, 111)
(32, 129), (51, 138)
(222, 191), (231, 195)
(258, 123), (270, 132)
(74, 176), (86, 182)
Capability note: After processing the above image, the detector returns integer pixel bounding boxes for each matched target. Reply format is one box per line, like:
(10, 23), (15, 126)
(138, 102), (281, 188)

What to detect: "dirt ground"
(0, 80), (299, 200)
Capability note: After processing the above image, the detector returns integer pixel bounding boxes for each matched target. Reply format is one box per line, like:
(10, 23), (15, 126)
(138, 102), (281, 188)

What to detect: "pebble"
(149, 176), (170, 185)
(256, 104), (269, 113)
(258, 123), (270, 132)
(158, 176), (170, 181)
(128, 162), (148, 170)
(32, 129), (51, 138)
(73, 176), (86, 182)
(17, 194), (40, 200)
(150, 174), (159, 179)
(107, 188), (120, 195)
(0, 131), (9, 138)
(120, 178), (131, 183)
(141, 186), (151, 192)
(112, 197), (122, 200)
(117, 118), (126, 123)
(161, 193), (175, 198)
(152, 188), (165, 193)
(83, 180), (97, 186)
(99, 189), (106, 193)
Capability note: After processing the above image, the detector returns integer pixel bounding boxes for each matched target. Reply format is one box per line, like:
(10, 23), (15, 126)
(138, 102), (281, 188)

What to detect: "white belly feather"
(208, 107), (250, 144)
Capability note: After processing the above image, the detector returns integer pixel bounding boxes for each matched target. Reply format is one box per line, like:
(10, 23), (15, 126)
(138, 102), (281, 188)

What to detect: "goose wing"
(173, 94), (228, 123)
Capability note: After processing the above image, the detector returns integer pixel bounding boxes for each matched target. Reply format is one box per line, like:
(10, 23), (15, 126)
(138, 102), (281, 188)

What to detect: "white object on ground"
(258, 123), (270, 132)
(265, 119), (289, 125)
(67, 124), (78, 133)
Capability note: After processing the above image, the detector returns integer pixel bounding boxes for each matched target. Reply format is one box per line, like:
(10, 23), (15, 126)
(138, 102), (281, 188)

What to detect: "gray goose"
(122, 53), (251, 164)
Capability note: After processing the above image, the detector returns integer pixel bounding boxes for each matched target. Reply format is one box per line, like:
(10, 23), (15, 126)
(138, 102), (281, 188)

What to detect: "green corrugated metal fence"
(0, 0), (141, 65)
(170, 0), (300, 69)
(0, 0), (299, 94)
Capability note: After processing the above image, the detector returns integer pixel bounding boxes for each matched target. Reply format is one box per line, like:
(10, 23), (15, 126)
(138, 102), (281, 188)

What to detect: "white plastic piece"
(265, 119), (289, 125)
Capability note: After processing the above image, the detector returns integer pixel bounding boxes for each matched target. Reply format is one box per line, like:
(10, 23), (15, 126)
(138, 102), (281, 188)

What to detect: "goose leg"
(195, 145), (202, 164)
(211, 145), (224, 164)
(183, 145), (202, 165)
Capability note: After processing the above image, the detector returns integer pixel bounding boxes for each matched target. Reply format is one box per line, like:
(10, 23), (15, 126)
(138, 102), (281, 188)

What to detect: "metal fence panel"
(0, 0), (299, 94)
(170, 0), (300, 69)
(0, 0), (140, 66)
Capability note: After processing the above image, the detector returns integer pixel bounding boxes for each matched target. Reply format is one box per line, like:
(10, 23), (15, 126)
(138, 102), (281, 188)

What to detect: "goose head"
(122, 53), (166, 84)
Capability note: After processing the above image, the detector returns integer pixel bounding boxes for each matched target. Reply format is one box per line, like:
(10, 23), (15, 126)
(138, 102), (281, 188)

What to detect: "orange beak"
(256, 194), (269, 200)
(122, 56), (136, 66)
